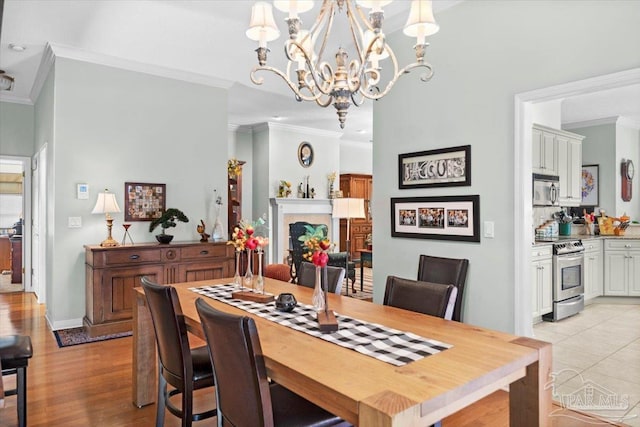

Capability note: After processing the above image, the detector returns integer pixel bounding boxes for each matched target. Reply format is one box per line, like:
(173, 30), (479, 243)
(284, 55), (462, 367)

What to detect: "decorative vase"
(255, 249), (264, 294)
(312, 266), (325, 312)
(233, 250), (242, 290)
(244, 249), (253, 290)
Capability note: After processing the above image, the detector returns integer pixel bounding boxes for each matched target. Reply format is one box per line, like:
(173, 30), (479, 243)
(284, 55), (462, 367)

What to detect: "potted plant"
(149, 208), (189, 244)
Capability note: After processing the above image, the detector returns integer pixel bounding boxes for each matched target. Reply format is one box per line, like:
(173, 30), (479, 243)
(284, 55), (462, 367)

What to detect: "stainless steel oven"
(544, 240), (584, 322)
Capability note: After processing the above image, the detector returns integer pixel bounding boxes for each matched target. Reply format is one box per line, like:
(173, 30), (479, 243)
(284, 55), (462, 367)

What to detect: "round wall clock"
(622, 159), (634, 201)
(298, 142), (314, 168)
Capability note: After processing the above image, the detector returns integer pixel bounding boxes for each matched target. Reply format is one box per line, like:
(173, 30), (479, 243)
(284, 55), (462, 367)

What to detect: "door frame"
(0, 155), (31, 292)
(514, 68), (640, 337)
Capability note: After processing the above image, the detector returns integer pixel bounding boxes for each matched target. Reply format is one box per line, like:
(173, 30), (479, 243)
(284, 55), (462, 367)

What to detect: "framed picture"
(298, 141), (314, 168)
(398, 145), (471, 189)
(581, 165), (599, 206)
(391, 195), (480, 242)
(124, 182), (166, 221)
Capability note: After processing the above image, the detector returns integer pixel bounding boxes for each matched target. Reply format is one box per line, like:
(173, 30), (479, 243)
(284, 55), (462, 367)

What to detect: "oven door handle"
(556, 254), (584, 263)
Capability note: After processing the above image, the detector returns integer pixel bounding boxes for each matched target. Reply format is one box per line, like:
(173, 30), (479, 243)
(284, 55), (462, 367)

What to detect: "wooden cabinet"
(0, 236), (10, 272)
(604, 239), (640, 296)
(339, 174), (372, 259)
(228, 161), (245, 239)
(531, 245), (553, 319)
(532, 124), (584, 206)
(583, 239), (603, 301)
(84, 241), (234, 337)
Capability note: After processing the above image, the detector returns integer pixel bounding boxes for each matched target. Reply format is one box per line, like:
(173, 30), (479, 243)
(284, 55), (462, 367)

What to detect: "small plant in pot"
(149, 208), (189, 244)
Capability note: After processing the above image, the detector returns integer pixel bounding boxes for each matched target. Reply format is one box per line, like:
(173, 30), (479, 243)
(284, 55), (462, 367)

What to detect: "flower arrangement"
(298, 224), (331, 266)
(227, 158), (242, 178)
(327, 171), (337, 185)
(227, 216), (268, 251)
(278, 180), (292, 198)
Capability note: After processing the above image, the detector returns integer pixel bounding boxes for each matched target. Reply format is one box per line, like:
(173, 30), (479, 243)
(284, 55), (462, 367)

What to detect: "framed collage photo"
(391, 195), (480, 242)
(124, 182), (166, 221)
(398, 145), (471, 189)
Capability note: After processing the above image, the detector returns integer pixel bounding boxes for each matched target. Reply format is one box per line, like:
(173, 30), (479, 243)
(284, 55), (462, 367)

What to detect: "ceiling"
(1, 0), (638, 143)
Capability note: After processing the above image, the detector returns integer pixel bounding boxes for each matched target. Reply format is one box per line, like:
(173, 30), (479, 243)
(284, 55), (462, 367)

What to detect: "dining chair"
(195, 297), (346, 427)
(263, 263), (292, 282)
(297, 261), (345, 295)
(383, 276), (458, 320)
(0, 334), (33, 427)
(140, 277), (217, 427)
(417, 254), (469, 322)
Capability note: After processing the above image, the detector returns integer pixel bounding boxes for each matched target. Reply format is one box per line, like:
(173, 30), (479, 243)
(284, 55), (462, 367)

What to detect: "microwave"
(533, 174), (560, 206)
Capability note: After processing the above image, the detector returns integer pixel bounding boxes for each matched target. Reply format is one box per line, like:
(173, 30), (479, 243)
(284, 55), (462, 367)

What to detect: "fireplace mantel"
(269, 198), (339, 264)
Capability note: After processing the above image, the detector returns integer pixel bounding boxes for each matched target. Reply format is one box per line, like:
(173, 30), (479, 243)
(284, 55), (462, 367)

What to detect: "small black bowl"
(275, 293), (297, 312)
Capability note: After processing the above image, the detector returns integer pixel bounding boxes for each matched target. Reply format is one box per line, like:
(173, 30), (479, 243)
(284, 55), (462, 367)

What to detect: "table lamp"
(332, 197), (365, 294)
(92, 189), (121, 247)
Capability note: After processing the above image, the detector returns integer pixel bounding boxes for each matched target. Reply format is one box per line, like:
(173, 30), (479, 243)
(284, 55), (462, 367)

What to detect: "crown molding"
(266, 121), (343, 139)
(30, 42), (235, 104)
(30, 43), (56, 104)
(563, 116), (640, 131)
(0, 94), (34, 105)
(562, 116), (620, 130)
(339, 138), (373, 148)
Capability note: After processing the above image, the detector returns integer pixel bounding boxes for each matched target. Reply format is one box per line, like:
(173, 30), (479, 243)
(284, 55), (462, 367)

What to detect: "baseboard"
(589, 296), (640, 305)
(46, 314), (84, 331)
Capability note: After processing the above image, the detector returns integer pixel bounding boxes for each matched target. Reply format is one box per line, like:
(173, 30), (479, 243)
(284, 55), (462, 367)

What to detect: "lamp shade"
(0, 71), (15, 91)
(273, 0), (314, 15)
(332, 198), (365, 219)
(246, 2), (280, 46)
(92, 190), (121, 214)
(403, 0), (440, 43)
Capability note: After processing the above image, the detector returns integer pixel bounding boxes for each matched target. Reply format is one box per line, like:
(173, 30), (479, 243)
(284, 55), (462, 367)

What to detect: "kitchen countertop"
(533, 234), (640, 246)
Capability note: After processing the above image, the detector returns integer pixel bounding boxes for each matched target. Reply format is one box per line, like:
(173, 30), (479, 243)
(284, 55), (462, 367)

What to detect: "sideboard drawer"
(104, 249), (162, 265)
(181, 244), (228, 260)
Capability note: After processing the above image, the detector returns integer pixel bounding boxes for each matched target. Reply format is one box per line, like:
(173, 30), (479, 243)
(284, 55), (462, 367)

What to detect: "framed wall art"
(298, 141), (314, 168)
(124, 182), (166, 221)
(391, 195), (480, 242)
(581, 164), (599, 206)
(398, 145), (471, 189)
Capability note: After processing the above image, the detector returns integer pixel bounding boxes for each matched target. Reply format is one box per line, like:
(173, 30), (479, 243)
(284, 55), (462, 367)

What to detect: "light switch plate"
(68, 217), (82, 228)
(484, 221), (495, 238)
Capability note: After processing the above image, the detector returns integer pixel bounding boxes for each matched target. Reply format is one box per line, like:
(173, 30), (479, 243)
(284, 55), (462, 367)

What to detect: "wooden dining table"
(132, 277), (551, 426)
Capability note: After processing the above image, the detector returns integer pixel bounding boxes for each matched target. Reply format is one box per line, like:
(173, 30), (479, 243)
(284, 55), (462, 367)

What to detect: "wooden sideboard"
(339, 174), (373, 259)
(84, 241), (234, 337)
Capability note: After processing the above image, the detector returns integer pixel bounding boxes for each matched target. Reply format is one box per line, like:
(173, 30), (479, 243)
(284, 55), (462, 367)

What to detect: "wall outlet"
(68, 217), (82, 228)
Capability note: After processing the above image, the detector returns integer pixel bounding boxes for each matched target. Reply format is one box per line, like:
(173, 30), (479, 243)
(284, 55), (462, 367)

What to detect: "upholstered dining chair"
(417, 255), (469, 322)
(140, 277), (217, 427)
(383, 276), (458, 321)
(263, 263), (292, 282)
(0, 335), (33, 427)
(194, 298), (346, 427)
(297, 262), (345, 295)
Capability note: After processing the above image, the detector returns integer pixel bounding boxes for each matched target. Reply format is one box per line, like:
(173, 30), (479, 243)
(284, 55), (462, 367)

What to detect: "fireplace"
(269, 198), (339, 264)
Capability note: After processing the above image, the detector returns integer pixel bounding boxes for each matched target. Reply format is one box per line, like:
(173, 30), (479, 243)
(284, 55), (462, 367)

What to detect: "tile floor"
(533, 300), (640, 426)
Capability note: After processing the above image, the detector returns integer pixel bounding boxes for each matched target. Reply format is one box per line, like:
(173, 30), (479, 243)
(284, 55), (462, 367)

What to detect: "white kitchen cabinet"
(557, 134), (584, 206)
(531, 245), (553, 319)
(532, 126), (558, 175)
(532, 124), (584, 206)
(604, 239), (640, 296)
(583, 239), (603, 301)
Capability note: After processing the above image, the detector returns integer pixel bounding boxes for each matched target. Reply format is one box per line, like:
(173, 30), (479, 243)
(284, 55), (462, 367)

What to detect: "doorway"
(0, 155), (31, 293)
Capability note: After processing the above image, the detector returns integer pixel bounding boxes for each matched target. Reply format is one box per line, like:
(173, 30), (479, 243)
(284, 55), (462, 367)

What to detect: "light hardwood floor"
(0, 292), (627, 426)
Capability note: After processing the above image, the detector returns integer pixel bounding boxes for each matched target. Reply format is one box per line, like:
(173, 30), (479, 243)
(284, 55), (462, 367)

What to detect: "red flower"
(319, 239), (331, 251)
(312, 250), (328, 267)
(245, 237), (258, 250)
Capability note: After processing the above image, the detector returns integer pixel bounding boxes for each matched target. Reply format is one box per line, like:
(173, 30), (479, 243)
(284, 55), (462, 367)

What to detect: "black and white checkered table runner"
(190, 284), (452, 367)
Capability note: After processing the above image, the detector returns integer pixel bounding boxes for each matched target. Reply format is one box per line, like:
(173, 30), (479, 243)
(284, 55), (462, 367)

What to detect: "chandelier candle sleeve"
(247, 0), (440, 129)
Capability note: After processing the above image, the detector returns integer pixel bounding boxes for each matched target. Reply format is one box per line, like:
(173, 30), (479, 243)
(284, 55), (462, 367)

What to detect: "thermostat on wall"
(77, 183), (89, 199)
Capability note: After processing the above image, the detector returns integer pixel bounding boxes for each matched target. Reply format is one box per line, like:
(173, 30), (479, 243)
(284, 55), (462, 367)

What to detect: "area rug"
(53, 327), (132, 348)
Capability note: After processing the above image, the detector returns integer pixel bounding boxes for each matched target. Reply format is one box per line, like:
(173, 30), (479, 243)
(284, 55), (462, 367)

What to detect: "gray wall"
(40, 57), (228, 328)
(374, 0), (640, 332)
(615, 122), (640, 220)
(0, 102), (35, 156)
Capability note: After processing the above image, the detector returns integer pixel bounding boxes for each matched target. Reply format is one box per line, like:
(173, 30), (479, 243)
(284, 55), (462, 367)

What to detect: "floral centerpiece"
(327, 171), (337, 198)
(227, 158), (242, 179)
(298, 225), (332, 311)
(278, 180), (292, 198)
(227, 216), (268, 291)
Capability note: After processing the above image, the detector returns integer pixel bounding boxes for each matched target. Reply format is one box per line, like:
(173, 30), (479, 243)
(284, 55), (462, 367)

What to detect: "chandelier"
(246, 0), (440, 128)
